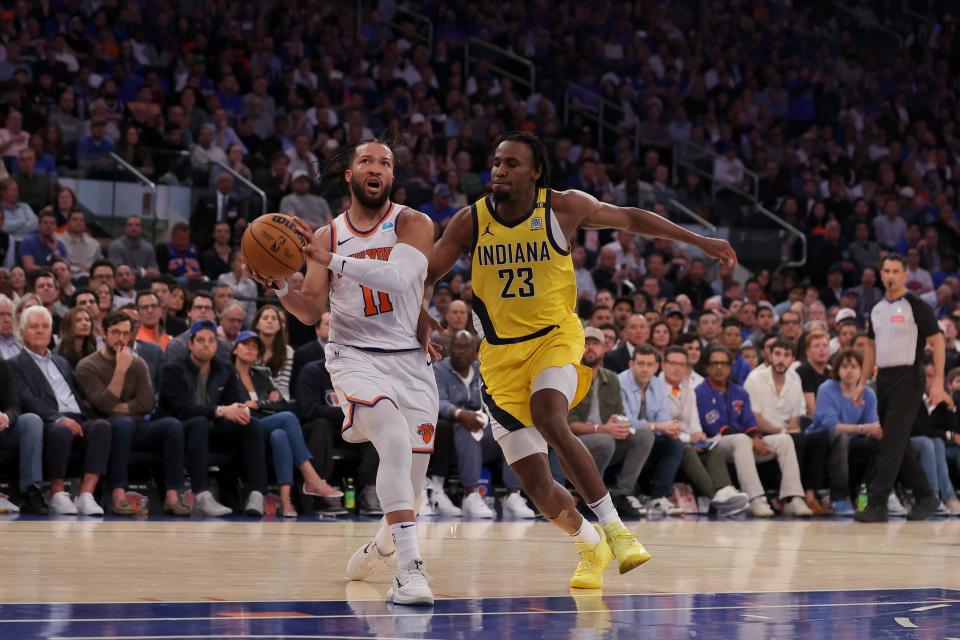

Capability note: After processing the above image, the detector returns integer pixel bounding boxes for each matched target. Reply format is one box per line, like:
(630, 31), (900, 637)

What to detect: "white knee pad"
(351, 401), (416, 513)
(532, 365), (579, 407)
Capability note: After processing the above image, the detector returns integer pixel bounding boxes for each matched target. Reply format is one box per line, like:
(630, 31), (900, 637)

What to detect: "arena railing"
(206, 158), (268, 219)
(563, 82), (641, 156)
(672, 139), (760, 203)
(464, 37), (535, 95)
(754, 203), (807, 272)
(356, 2), (433, 52)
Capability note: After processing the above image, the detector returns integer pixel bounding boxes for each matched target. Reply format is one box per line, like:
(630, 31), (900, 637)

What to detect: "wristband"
(274, 280), (289, 297)
(593, 423), (599, 433)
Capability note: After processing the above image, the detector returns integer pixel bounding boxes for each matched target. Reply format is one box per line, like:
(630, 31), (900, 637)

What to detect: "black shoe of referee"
(907, 495), (939, 521)
(853, 502), (888, 523)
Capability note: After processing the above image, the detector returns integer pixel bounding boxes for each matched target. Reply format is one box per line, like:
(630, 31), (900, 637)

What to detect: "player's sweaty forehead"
(352, 142), (394, 168)
(494, 141), (533, 166)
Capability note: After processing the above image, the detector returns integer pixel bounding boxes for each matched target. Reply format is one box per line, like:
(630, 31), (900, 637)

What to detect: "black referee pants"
(869, 366), (933, 504)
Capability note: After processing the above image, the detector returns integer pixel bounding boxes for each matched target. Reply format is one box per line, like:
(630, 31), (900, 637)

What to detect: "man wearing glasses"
(162, 290), (231, 364)
(695, 344), (812, 517)
(660, 346), (749, 515)
(777, 310), (803, 343)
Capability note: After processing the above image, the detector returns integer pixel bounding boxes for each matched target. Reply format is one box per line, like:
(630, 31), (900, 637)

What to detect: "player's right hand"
(417, 308), (444, 361)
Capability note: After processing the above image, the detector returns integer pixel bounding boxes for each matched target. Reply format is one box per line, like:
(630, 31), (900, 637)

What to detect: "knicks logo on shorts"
(417, 423), (435, 444)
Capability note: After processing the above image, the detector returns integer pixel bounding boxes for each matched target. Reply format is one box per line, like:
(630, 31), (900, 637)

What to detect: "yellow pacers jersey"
(470, 187), (591, 431)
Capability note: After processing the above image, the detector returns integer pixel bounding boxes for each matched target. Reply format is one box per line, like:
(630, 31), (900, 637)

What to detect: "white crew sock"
(569, 517), (601, 544)
(588, 493), (624, 528)
(389, 521), (422, 565)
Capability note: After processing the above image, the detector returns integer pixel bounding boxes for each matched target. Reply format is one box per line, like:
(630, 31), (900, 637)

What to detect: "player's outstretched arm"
(296, 211), (434, 296)
(262, 223), (331, 326)
(556, 189), (738, 267)
(424, 206), (473, 302)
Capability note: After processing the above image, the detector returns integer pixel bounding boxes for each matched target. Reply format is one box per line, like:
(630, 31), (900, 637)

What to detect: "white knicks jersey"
(326, 203), (423, 351)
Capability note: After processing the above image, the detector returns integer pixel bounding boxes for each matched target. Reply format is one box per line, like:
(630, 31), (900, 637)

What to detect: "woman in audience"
(40, 186), (80, 228)
(56, 306), (97, 368)
(167, 285), (190, 326)
(95, 282), (114, 318)
(231, 331), (342, 517)
(217, 251), (257, 326)
(910, 361), (960, 515)
(8, 266), (25, 299)
(255, 305), (293, 400)
(650, 320), (673, 358)
(808, 348), (883, 514)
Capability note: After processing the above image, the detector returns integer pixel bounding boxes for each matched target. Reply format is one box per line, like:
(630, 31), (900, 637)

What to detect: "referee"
(854, 253), (947, 523)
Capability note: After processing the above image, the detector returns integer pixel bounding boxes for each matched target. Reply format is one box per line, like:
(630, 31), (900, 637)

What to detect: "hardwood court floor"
(2, 516), (960, 604)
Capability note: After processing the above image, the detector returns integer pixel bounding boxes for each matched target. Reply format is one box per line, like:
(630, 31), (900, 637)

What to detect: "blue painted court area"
(1, 588), (958, 639)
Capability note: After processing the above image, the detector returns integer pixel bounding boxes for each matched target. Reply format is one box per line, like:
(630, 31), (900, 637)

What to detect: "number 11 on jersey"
(361, 285), (393, 317)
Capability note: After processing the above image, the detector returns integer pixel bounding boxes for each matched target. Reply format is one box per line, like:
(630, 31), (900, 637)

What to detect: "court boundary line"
(0, 585), (956, 607)
(4, 596), (960, 624)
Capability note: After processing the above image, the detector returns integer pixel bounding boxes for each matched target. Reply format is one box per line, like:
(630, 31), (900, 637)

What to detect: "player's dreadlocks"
(315, 135), (402, 198)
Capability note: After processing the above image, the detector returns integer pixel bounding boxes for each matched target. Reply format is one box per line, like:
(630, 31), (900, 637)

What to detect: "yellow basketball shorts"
(478, 319), (592, 431)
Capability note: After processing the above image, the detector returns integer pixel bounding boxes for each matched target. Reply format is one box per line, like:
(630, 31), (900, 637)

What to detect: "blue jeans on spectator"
(911, 436), (956, 501)
(0, 413), (44, 492)
(647, 434), (685, 499)
(453, 423), (521, 490)
(258, 411), (312, 486)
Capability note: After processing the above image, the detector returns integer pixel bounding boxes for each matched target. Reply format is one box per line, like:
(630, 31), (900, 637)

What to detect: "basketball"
(241, 213), (310, 281)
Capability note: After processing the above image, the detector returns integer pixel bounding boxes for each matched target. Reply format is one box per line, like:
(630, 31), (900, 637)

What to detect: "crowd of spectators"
(1, 1), (960, 519)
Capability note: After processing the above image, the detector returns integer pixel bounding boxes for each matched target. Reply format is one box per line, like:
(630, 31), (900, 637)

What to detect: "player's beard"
(350, 175), (391, 210)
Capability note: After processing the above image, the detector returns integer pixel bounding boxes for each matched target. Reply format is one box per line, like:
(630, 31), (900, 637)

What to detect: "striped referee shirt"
(867, 293), (939, 370)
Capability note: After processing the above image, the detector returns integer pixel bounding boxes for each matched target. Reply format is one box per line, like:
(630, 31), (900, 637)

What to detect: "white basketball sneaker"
(461, 492), (495, 519)
(346, 539), (396, 581)
(502, 492), (536, 518)
(386, 559), (434, 606)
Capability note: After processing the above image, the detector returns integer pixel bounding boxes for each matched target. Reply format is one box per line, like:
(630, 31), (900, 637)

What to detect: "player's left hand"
(417, 308), (444, 361)
(291, 216), (332, 267)
(699, 237), (738, 267)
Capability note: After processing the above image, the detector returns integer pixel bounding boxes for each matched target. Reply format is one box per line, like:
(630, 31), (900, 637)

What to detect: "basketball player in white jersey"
(251, 139), (439, 605)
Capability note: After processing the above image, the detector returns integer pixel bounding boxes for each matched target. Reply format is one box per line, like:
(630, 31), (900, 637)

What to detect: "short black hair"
(319, 136), (398, 196)
(882, 253), (907, 269)
(494, 131), (551, 188)
(678, 331), (701, 346)
(704, 343), (734, 364)
(191, 289), (214, 307)
(136, 289), (157, 305)
(102, 310), (132, 332)
(771, 338), (796, 356)
(613, 296), (634, 310)
(90, 259), (115, 275)
(721, 317), (742, 329)
(664, 345), (688, 361)
(632, 343), (661, 362)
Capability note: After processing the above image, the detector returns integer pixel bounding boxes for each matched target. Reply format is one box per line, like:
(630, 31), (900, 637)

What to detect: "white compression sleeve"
(329, 243), (427, 294)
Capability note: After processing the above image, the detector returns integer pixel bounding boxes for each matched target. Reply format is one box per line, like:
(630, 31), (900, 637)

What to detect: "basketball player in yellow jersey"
(424, 132), (738, 589)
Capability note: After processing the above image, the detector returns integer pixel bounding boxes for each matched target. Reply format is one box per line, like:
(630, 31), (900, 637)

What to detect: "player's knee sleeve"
(352, 401), (416, 513)
(532, 365), (579, 406)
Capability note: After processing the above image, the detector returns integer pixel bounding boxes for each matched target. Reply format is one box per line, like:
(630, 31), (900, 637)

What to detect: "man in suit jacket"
(0, 357), (47, 514)
(191, 172), (248, 251)
(603, 314), (651, 374)
(290, 318), (328, 396)
(12, 306), (111, 516)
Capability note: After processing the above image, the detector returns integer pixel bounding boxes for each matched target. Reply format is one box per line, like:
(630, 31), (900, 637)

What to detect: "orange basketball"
(241, 213), (309, 281)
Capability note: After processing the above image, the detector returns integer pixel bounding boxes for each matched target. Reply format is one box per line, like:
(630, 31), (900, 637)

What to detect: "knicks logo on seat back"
(417, 423), (435, 444)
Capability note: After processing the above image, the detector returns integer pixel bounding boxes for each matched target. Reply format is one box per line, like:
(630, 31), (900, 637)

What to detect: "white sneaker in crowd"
(387, 559), (434, 606)
(626, 495), (649, 517)
(244, 490), (264, 517)
(711, 485), (749, 513)
(782, 496), (813, 517)
(74, 492), (104, 516)
(194, 490), (232, 516)
(502, 492), (536, 518)
(647, 496), (683, 517)
(887, 491), (908, 517)
(431, 482), (463, 517)
(0, 495), (19, 514)
(461, 492), (495, 519)
(48, 491), (77, 515)
(749, 497), (775, 518)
